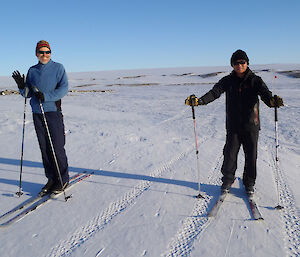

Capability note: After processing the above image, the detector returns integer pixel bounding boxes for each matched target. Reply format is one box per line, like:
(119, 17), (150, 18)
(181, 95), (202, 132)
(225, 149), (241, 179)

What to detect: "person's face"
(233, 59), (248, 77)
(36, 47), (51, 64)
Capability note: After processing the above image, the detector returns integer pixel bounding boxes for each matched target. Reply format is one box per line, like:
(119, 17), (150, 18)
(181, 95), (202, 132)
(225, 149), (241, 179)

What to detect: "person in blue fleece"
(12, 40), (69, 194)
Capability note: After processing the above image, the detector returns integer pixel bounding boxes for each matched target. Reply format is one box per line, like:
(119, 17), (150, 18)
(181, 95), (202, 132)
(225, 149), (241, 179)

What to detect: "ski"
(246, 194), (264, 220)
(0, 172), (93, 227)
(0, 172), (84, 222)
(208, 178), (237, 218)
(207, 191), (228, 217)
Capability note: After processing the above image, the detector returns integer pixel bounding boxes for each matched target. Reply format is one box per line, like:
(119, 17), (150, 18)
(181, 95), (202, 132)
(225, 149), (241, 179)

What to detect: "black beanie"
(230, 49), (249, 66)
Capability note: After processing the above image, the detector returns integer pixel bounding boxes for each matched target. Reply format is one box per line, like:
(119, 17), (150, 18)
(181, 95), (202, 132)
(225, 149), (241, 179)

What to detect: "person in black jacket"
(185, 49), (283, 194)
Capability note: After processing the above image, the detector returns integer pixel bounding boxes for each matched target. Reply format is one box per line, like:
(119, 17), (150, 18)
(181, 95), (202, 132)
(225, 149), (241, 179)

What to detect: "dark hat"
(230, 49), (249, 66)
(36, 40), (51, 52)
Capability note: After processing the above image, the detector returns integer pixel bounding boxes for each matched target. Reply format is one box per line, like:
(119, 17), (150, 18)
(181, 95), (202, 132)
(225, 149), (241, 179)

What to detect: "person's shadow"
(0, 157), (220, 201)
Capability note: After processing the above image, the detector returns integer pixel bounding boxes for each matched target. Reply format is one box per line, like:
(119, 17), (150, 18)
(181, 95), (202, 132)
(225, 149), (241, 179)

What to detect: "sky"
(1, 0), (299, 76)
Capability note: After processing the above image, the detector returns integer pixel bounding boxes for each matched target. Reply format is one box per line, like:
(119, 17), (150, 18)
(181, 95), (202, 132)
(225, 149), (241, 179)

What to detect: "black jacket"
(201, 68), (273, 132)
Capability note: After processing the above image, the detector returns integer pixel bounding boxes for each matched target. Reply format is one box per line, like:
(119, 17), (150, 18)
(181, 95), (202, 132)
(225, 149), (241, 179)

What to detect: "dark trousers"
(33, 112), (69, 184)
(221, 130), (259, 187)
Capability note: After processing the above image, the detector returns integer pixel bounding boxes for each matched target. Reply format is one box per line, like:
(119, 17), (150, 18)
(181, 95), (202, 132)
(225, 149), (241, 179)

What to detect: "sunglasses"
(38, 50), (51, 55)
(233, 60), (246, 65)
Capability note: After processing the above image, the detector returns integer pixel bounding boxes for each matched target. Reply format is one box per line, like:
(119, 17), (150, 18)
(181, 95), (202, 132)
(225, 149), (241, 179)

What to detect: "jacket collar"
(37, 59), (53, 68)
(230, 67), (253, 81)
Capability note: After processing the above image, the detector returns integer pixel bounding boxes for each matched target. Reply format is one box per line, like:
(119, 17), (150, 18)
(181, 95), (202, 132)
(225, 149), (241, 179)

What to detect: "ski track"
(156, 108), (190, 127)
(223, 219), (235, 257)
(161, 136), (300, 257)
(47, 148), (193, 257)
(162, 154), (224, 256)
(266, 142), (300, 257)
(47, 103), (221, 257)
(161, 127), (300, 256)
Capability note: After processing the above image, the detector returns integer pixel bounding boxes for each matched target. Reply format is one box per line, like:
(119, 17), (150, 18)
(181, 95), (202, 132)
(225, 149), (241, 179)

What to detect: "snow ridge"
(47, 148), (193, 257)
(269, 149), (300, 257)
(163, 154), (224, 256)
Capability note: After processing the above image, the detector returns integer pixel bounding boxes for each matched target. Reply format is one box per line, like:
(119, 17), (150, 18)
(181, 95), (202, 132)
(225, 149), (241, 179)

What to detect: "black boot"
(221, 180), (234, 193)
(51, 181), (69, 194)
(245, 184), (254, 196)
(40, 179), (54, 195)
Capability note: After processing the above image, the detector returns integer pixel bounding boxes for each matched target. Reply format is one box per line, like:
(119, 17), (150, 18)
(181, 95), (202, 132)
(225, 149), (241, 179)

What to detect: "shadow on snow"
(0, 157), (218, 198)
(0, 157), (266, 220)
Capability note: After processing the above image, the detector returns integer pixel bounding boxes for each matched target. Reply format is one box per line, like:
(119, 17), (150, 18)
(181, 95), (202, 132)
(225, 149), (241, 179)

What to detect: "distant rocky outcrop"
(277, 70), (300, 78)
(197, 72), (224, 78)
(117, 75), (146, 79)
(69, 89), (113, 93)
(0, 89), (112, 96)
(172, 72), (224, 78)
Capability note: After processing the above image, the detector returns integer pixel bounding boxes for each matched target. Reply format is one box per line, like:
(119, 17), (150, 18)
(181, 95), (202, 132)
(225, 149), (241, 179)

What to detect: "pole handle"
(191, 104), (195, 120)
(24, 87), (29, 98)
(32, 86), (39, 93)
(190, 94), (196, 120)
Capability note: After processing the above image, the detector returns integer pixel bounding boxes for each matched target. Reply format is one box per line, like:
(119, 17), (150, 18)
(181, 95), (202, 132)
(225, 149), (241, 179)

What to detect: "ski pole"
(16, 87), (29, 197)
(190, 95), (203, 199)
(33, 87), (70, 202)
(274, 95), (283, 210)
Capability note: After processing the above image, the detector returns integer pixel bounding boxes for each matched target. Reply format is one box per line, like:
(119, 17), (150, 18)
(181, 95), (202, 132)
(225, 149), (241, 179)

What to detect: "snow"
(0, 64), (299, 257)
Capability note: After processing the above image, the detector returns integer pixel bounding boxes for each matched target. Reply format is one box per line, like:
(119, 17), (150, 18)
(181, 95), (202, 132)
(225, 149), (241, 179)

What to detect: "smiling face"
(36, 47), (51, 64)
(233, 59), (248, 77)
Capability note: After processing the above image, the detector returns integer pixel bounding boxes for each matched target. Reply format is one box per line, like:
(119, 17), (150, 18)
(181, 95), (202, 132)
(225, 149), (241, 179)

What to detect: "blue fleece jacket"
(20, 59), (68, 113)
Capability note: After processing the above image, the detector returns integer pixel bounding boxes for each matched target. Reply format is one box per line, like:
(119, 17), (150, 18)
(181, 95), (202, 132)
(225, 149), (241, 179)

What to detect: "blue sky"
(1, 0), (299, 76)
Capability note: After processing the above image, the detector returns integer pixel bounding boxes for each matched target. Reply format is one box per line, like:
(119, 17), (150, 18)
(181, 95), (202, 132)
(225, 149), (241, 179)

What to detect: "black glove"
(185, 95), (204, 106)
(12, 70), (25, 90)
(34, 91), (45, 102)
(270, 95), (284, 108)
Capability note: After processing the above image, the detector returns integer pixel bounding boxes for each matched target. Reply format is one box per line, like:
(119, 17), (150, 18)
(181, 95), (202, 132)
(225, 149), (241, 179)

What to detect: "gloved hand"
(12, 70), (25, 90)
(185, 95), (204, 106)
(34, 91), (45, 102)
(270, 95), (284, 108)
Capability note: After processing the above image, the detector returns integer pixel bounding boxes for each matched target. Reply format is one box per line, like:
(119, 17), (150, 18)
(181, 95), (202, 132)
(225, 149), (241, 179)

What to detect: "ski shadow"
(0, 157), (220, 198)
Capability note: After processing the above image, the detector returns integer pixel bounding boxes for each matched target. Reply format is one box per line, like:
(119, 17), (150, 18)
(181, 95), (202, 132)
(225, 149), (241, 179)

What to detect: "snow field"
(0, 65), (299, 257)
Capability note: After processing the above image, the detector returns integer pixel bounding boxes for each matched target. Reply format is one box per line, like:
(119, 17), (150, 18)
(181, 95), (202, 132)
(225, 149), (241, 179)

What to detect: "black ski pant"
(221, 130), (259, 187)
(33, 111), (69, 184)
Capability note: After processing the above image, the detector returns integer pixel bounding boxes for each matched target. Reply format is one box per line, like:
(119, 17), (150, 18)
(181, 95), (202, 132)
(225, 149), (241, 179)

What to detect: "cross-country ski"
(246, 194), (264, 221)
(0, 172), (93, 227)
(0, 172), (85, 222)
(207, 177), (264, 221)
(207, 191), (228, 218)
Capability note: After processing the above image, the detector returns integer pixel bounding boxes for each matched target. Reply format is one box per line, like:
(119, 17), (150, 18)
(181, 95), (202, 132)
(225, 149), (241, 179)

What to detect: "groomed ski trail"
(47, 99), (222, 257)
(47, 148), (194, 257)
(162, 154), (224, 256)
(265, 142), (300, 257)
